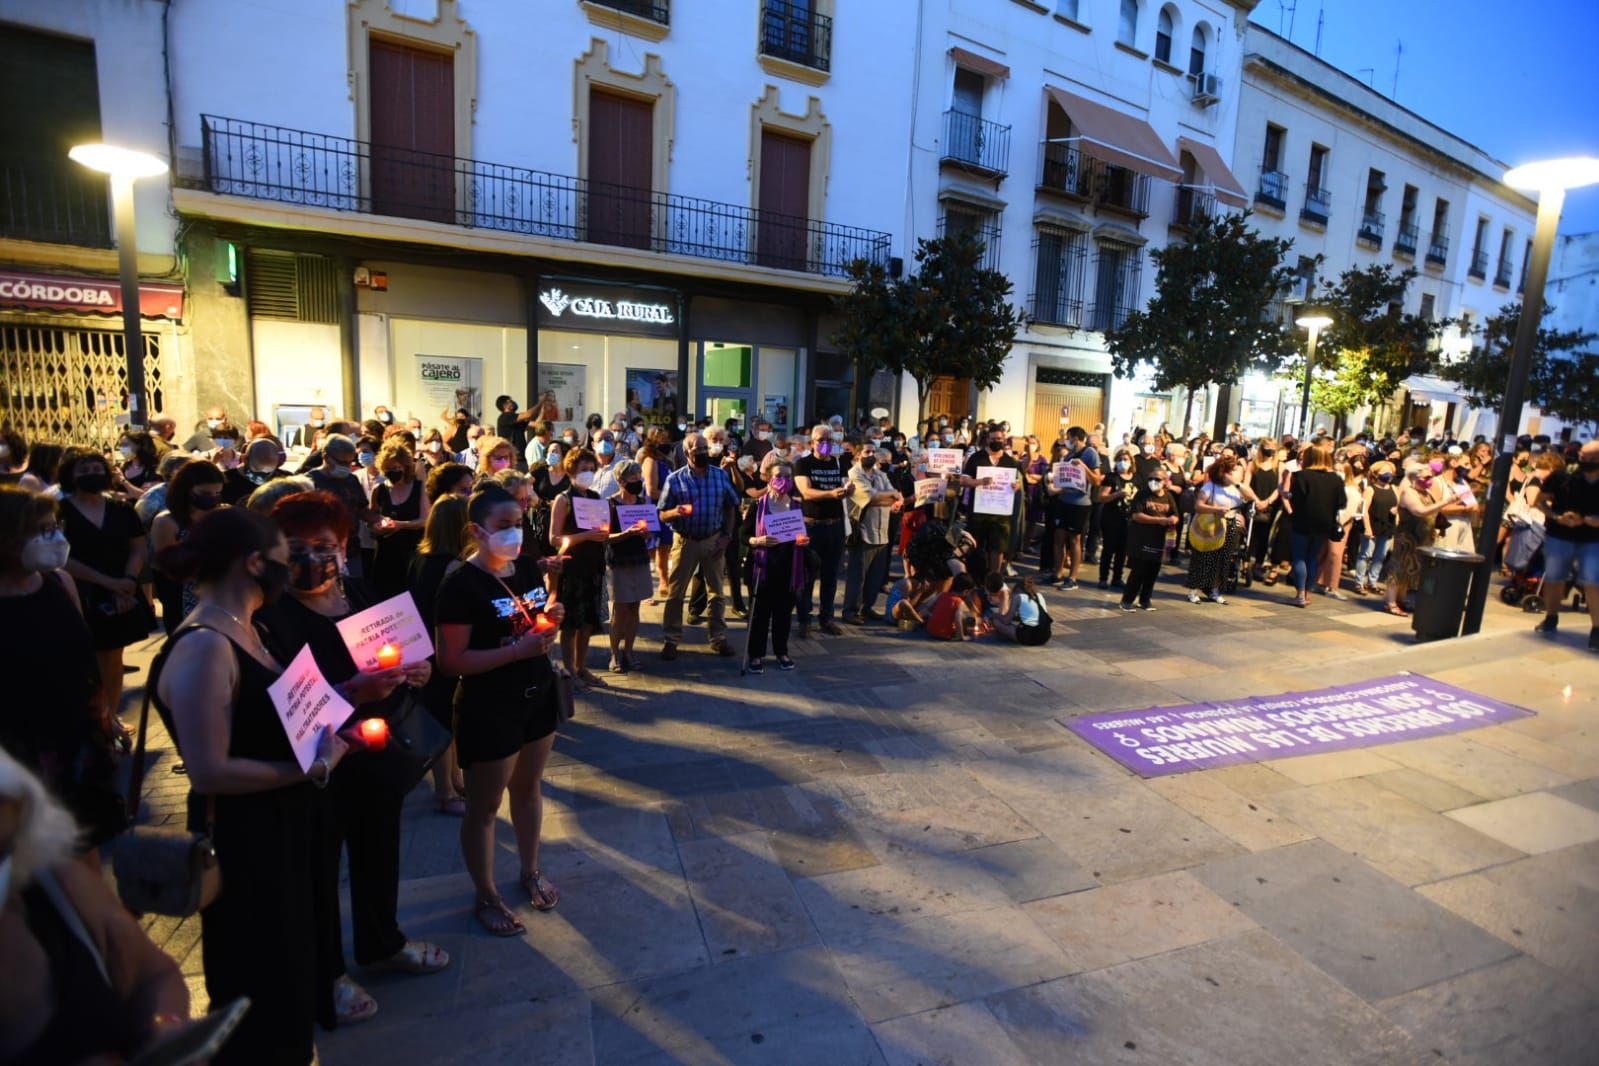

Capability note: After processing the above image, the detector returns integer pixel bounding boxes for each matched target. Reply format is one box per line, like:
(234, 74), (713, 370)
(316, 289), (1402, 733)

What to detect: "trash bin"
(1412, 546), (1485, 642)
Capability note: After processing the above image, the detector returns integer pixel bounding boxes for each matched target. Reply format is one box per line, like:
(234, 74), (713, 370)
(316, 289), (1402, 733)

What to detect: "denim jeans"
(1353, 533), (1392, 586)
(1289, 530), (1328, 595)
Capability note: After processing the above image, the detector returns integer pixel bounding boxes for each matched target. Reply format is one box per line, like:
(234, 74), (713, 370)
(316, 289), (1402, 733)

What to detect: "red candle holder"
(374, 643), (402, 670)
(532, 612), (558, 633)
(358, 717), (390, 749)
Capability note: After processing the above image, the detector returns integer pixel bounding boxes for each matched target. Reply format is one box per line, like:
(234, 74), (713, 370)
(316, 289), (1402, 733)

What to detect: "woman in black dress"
(1096, 449), (1135, 589)
(1247, 441), (1282, 582)
(548, 448), (610, 688)
(58, 447), (151, 723)
(1283, 442), (1347, 608)
(435, 483), (565, 937)
(370, 440), (429, 600)
(151, 459), (226, 635)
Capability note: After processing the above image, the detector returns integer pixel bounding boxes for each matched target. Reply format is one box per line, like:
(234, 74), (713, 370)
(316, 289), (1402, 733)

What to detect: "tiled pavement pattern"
(120, 570), (1599, 1065)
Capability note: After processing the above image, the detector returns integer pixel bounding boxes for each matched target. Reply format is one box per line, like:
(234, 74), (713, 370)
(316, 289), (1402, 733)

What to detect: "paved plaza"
(129, 576), (1599, 1065)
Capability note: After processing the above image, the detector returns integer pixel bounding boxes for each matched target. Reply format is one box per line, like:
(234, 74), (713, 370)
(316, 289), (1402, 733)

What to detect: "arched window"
(1119, 0), (1140, 47)
(1155, 8), (1174, 63)
(1189, 25), (1208, 76)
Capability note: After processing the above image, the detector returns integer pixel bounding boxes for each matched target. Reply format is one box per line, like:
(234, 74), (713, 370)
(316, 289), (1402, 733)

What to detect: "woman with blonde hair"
(1282, 441), (1344, 608)
(371, 439), (430, 598)
(474, 434), (517, 477)
(1385, 460), (1451, 616)
(409, 494), (473, 814)
(1315, 453), (1365, 599)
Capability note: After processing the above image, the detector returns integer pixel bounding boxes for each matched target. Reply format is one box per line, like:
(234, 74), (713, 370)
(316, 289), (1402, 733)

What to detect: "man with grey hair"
(842, 443), (901, 624)
(307, 433), (377, 577)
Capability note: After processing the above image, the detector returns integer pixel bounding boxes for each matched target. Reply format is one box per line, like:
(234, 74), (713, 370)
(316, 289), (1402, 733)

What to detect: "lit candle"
(796, 533), (810, 546)
(680, 503), (694, 515)
(375, 643), (402, 670)
(633, 519), (648, 531)
(358, 717), (389, 749)
(533, 612), (557, 633)
(599, 523), (611, 533)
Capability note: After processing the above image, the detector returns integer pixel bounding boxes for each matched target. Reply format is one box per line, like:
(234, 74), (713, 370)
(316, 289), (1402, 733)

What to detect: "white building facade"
(1534, 230), (1599, 442)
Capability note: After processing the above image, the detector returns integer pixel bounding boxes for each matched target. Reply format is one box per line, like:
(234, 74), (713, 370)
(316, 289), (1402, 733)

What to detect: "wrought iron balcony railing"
(1394, 220), (1419, 255)
(200, 115), (889, 277)
(1358, 208), (1384, 244)
(0, 160), (112, 247)
(1036, 144), (1148, 216)
(1469, 248), (1488, 279)
(760, 1), (831, 71)
(1256, 168), (1288, 209)
(1301, 185), (1331, 224)
(1494, 258), (1513, 287)
(1095, 160), (1151, 216)
(1039, 143), (1092, 198)
(585, 0), (669, 24)
(1426, 233), (1449, 266)
(1173, 185), (1216, 227)
(941, 110), (1011, 177)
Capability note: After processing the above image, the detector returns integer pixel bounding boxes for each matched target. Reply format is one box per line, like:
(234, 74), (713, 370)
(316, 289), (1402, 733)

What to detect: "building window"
(1154, 8), (1174, 63)
(1188, 26), (1207, 76)
(1302, 145), (1330, 223)
(760, 0), (832, 74)
(1257, 124), (1287, 207)
(1419, 293), (1436, 321)
(1118, 0), (1140, 47)
(938, 205), (1002, 271)
(1495, 228), (1514, 287)
(1057, 0), (1080, 20)
(1358, 169), (1385, 244)
(1395, 184), (1419, 254)
(1091, 240), (1142, 332)
(1519, 237), (1532, 292)
(1469, 217), (1489, 279)
(1031, 226), (1088, 327)
(1427, 198), (1450, 265)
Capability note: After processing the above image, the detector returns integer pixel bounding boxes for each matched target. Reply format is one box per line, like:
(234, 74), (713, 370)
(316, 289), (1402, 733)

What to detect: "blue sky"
(1250, 0), (1599, 234)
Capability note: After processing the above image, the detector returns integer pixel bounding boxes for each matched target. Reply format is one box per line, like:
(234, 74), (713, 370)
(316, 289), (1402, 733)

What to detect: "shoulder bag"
(489, 569), (574, 723)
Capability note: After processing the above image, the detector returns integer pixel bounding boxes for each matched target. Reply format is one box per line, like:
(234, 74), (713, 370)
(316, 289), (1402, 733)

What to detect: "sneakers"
(776, 656), (796, 670)
(1118, 602), (1139, 613)
(1098, 579), (1109, 590)
(1139, 603), (1157, 612)
(1536, 615), (1559, 637)
(746, 657), (765, 674)
(819, 621), (844, 636)
(1187, 590), (1203, 604)
(1209, 593), (1228, 606)
(1058, 578), (1080, 591)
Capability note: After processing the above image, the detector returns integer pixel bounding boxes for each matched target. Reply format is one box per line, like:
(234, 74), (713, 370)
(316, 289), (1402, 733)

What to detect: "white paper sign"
(927, 448), (963, 474)
(571, 496), (611, 530)
(974, 466), (1016, 516)
(614, 502), (660, 531)
(334, 591), (435, 672)
(268, 645), (356, 773)
(914, 476), (946, 505)
(1052, 461), (1087, 493)
(762, 508), (808, 543)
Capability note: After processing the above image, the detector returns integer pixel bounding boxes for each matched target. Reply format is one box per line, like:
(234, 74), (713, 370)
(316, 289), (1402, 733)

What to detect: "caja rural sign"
(534, 279), (678, 338)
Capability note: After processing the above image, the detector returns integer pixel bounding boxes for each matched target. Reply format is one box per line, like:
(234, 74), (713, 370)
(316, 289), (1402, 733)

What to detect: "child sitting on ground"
(980, 572), (1011, 636)
(926, 573), (979, 641)
(885, 575), (926, 627)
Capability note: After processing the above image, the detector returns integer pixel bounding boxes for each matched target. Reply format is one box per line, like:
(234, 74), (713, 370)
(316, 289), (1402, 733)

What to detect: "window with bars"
(1091, 241), (1142, 332)
(937, 206), (1002, 271)
(1030, 226), (1088, 327)
(0, 322), (164, 449)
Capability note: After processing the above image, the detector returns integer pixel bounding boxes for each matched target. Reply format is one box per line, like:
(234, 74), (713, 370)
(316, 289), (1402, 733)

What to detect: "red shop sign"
(0, 269), (185, 320)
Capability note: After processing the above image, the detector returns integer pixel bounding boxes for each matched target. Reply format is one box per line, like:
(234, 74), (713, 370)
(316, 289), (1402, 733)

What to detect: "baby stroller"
(1500, 514), (1545, 612)
(1222, 510), (1255, 593)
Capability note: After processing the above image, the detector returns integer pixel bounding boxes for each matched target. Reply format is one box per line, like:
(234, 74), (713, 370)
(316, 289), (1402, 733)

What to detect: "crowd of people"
(0, 396), (1594, 1063)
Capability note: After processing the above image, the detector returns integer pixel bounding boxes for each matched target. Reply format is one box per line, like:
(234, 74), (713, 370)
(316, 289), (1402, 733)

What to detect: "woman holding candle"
(740, 461), (803, 673)
(604, 459), (654, 672)
(254, 491), (449, 1027)
(435, 483), (566, 936)
(370, 440), (430, 599)
(548, 448), (611, 688)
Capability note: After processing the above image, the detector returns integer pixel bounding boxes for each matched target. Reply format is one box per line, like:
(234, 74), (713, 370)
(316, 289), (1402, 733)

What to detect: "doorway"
(368, 37), (455, 222)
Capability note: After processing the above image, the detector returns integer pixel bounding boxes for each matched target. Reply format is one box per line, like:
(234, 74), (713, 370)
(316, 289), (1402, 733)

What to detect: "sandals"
(1384, 604), (1410, 617)
(475, 897), (525, 937)
(578, 669), (606, 687)
(434, 795), (467, 817)
(333, 975), (379, 1024)
(522, 870), (560, 911)
(1291, 596), (1309, 608)
(378, 940), (451, 974)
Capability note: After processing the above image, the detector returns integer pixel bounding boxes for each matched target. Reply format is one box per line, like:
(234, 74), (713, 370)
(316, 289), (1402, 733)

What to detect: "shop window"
(0, 323), (164, 450)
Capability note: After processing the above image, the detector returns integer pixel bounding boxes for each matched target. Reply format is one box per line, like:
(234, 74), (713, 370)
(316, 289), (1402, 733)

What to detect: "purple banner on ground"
(1060, 674), (1535, 778)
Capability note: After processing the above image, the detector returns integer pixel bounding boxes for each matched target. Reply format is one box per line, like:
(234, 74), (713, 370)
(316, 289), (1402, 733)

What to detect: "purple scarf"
(751, 494), (805, 593)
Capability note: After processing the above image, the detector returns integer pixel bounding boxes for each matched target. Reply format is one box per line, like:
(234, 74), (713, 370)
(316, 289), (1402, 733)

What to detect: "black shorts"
(967, 515), (1013, 552)
(453, 682), (558, 769)
(1054, 503), (1092, 535)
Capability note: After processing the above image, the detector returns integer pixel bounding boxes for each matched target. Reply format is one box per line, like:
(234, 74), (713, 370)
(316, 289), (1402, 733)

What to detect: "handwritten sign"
(926, 448), (963, 475)
(268, 645), (355, 772)
(762, 508), (807, 543)
(974, 466), (1016, 516)
(1052, 461), (1087, 494)
(614, 502), (660, 531)
(571, 496), (611, 530)
(334, 591), (434, 672)
(914, 476), (946, 505)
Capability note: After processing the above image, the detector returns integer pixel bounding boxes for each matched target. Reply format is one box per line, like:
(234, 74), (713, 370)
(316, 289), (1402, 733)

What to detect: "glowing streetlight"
(1295, 312), (1332, 435)
(1461, 155), (1599, 635)
(69, 143), (169, 432)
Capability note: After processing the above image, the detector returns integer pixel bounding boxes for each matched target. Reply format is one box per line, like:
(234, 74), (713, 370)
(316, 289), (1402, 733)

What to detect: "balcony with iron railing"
(583, 0), (669, 24)
(1039, 143), (1092, 199)
(198, 115), (890, 278)
(1036, 144), (1150, 217)
(1357, 208), (1384, 245)
(1172, 185), (1216, 228)
(1255, 168), (1288, 210)
(0, 160), (112, 247)
(941, 110), (1011, 178)
(760, 1), (831, 72)
(1494, 258), (1513, 288)
(1301, 185), (1331, 225)
(1096, 161), (1151, 217)
(1468, 248), (1488, 280)
(1425, 232), (1449, 266)
(1394, 219), (1419, 255)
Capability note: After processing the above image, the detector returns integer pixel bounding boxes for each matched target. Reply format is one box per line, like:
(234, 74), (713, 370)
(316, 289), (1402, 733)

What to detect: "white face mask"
(118, 445), (135, 459)
(207, 418), (223, 430)
(486, 526), (524, 556)
(707, 443), (724, 457)
(757, 431), (771, 442)
(1147, 479), (1163, 493)
(574, 470), (596, 489)
(21, 530), (70, 572)
(427, 441), (442, 453)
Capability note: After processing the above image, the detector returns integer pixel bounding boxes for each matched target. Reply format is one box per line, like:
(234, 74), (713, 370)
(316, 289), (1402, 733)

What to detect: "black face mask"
(622, 480), (644, 496)
(987, 439), (1004, 453)
(76, 472), (111, 494)
(861, 456), (876, 469)
(288, 550), (340, 592)
(190, 493), (221, 512)
(255, 558), (292, 605)
(1580, 461), (1599, 474)
(690, 451), (710, 468)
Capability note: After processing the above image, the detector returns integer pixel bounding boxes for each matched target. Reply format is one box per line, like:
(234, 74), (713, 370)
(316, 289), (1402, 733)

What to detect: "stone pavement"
(123, 567), (1599, 1065)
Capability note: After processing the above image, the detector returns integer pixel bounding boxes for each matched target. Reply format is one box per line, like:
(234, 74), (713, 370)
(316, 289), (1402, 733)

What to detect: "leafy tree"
(1438, 301), (1599, 430)
(833, 233), (1023, 417)
(1308, 347), (1388, 425)
(1105, 211), (1298, 432)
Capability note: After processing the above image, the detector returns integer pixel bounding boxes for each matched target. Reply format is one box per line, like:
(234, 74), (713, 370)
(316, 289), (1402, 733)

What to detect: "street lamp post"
(1296, 312), (1332, 437)
(1461, 156), (1599, 636)
(69, 143), (169, 434)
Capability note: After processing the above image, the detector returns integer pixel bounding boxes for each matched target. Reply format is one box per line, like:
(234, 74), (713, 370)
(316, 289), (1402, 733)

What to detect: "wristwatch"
(310, 756), (332, 789)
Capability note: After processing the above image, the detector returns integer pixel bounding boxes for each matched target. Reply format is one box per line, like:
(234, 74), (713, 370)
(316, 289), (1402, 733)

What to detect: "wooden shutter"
(369, 38), (455, 222)
(757, 130), (811, 270)
(925, 376), (971, 422)
(587, 89), (654, 249)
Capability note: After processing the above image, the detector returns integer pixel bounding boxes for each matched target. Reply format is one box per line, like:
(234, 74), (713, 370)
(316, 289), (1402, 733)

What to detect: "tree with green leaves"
(833, 233), (1023, 418)
(1308, 346), (1388, 426)
(1105, 211), (1298, 432)
(1437, 301), (1598, 430)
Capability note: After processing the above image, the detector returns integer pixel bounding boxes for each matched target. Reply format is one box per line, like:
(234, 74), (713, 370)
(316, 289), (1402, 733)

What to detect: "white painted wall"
(251, 318), (342, 420)
(1530, 230), (1599, 440)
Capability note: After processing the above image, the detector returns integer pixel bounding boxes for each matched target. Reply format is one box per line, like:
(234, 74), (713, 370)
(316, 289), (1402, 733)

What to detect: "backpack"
(1015, 589), (1053, 646)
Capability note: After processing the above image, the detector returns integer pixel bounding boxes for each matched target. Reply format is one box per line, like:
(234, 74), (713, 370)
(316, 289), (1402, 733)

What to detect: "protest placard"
(974, 466), (1016, 516)
(926, 448), (962, 474)
(614, 503), (660, 531)
(571, 496), (611, 530)
(914, 476), (946, 505)
(1052, 461), (1087, 493)
(334, 590), (434, 672)
(762, 508), (807, 543)
(268, 645), (356, 773)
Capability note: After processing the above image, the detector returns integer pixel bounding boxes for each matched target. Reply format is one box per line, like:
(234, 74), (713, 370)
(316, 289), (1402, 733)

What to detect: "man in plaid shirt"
(657, 434), (742, 659)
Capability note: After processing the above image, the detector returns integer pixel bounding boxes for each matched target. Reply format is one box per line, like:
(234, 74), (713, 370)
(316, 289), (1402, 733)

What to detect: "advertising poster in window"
(763, 394), (789, 429)
(536, 363), (587, 432)
(415, 355), (483, 422)
(625, 368), (679, 427)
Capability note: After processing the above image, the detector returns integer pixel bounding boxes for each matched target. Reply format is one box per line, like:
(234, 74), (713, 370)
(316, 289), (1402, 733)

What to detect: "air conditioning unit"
(1189, 72), (1222, 106)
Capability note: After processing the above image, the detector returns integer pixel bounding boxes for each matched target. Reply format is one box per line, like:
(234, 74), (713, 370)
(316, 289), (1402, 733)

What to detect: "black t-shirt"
(1126, 488), (1178, 558)
(794, 453), (849, 520)
(433, 556), (553, 708)
(496, 410), (527, 458)
(1543, 468), (1599, 543)
(1288, 468), (1345, 537)
(1100, 472), (1136, 517)
(961, 451), (1024, 516)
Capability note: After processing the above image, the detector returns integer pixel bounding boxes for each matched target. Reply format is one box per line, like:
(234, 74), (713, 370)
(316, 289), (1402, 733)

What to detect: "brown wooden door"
(1031, 384), (1104, 442)
(925, 376), (971, 422)
(369, 38), (454, 222)
(757, 130), (811, 270)
(587, 90), (654, 249)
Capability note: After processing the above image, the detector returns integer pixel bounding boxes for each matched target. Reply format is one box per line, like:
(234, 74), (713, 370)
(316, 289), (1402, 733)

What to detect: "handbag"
(488, 570), (572, 723)
(111, 675), (220, 917)
(374, 689), (453, 793)
(1189, 512), (1227, 552)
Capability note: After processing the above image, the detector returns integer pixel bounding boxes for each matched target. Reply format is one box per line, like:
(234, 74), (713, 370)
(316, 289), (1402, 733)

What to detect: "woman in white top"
(1436, 454), (1481, 552)
(1315, 457), (1365, 599)
(1186, 454), (1256, 604)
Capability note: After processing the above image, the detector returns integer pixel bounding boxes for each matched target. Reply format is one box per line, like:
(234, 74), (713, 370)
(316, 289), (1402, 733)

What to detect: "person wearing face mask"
(1534, 440), (1599, 649)
(746, 419), (775, 466)
(351, 436), (384, 575)
(603, 460), (654, 672)
(740, 461), (805, 673)
(841, 447), (901, 625)
(1095, 449), (1136, 589)
(153, 505), (362, 1065)
(1281, 442), (1345, 609)
(222, 437), (285, 505)
(494, 395), (533, 466)
(57, 447), (152, 722)
(793, 425), (853, 637)
(1433, 453), (1482, 552)
(637, 429), (675, 599)
(589, 431), (621, 499)
(151, 459), (227, 635)
(368, 440), (431, 600)
(405, 495), (476, 814)
(1187, 454), (1256, 605)
(657, 434), (743, 659)
(181, 406), (229, 452)
(307, 436), (379, 581)
(1119, 469), (1179, 611)
(1246, 440), (1283, 583)
(688, 428), (749, 620)
(549, 448), (615, 688)
(254, 492), (445, 1026)
(1384, 461), (1450, 617)
(111, 430), (161, 500)
(435, 484), (567, 936)
(1354, 460), (1399, 595)
(1314, 457), (1366, 600)
(0, 485), (128, 856)
(1039, 427), (1097, 588)
(441, 406), (474, 455)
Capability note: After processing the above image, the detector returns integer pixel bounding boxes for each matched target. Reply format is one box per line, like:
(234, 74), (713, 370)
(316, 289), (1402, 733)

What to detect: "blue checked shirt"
(659, 463), (740, 539)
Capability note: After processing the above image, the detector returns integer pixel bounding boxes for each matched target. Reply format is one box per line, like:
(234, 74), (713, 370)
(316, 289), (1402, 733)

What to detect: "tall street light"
(1296, 312), (1332, 436)
(1461, 156), (1599, 636)
(69, 143), (169, 433)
